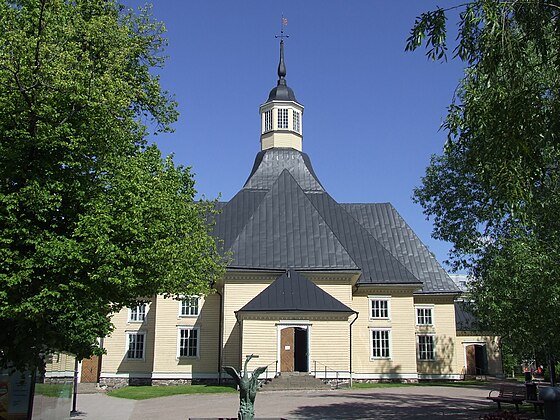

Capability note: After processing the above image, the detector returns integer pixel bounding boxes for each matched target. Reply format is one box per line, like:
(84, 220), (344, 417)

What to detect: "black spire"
(267, 39), (297, 102)
(277, 40), (287, 85)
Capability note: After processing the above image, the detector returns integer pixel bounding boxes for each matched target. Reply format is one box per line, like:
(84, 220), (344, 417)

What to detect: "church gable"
(238, 270), (354, 313)
(227, 169), (358, 270)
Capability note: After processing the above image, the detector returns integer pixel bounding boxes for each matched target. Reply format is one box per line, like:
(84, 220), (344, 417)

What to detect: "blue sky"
(125, 1), (466, 272)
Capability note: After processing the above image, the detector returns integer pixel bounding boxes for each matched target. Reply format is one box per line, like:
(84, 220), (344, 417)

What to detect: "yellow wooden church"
(48, 41), (502, 388)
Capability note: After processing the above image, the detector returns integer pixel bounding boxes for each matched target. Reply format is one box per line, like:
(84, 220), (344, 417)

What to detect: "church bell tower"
(259, 39), (304, 151)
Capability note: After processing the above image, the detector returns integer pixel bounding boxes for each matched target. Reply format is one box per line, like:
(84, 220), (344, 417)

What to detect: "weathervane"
(275, 15), (289, 40)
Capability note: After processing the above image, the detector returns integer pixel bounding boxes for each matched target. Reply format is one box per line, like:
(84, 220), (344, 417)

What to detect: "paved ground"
(67, 385), (526, 420)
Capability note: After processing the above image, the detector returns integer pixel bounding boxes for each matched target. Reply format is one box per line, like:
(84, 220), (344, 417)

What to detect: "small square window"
(416, 307), (433, 325)
(126, 332), (145, 359)
(129, 304), (146, 322)
(369, 298), (390, 319)
(180, 296), (199, 317)
(418, 335), (435, 361)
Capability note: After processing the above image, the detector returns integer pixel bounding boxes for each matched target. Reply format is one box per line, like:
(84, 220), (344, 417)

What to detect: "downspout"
(212, 281), (224, 385)
(235, 311), (242, 373)
(349, 311), (359, 388)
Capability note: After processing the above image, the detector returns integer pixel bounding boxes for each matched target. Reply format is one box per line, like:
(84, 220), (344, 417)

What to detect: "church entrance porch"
(280, 326), (309, 373)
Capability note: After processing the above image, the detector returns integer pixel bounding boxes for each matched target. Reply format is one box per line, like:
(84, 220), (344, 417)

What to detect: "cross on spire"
(275, 15), (289, 40)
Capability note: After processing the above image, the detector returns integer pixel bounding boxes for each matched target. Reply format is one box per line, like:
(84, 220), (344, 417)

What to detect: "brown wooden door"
(466, 345), (476, 375)
(81, 355), (101, 383)
(280, 328), (294, 372)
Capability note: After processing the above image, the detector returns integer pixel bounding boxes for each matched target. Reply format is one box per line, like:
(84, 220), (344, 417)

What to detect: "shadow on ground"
(289, 392), (491, 419)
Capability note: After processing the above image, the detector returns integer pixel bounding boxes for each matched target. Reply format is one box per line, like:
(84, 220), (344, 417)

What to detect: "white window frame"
(370, 328), (391, 359)
(126, 331), (146, 360)
(264, 109), (272, 132)
(293, 110), (300, 132)
(369, 296), (390, 320)
(128, 304), (147, 322)
(177, 327), (199, 358)
(179, 296), (200, 317)
(417, 334), (436, 361)
(415, 305), (434, 326)
(278, 108), (289, 129)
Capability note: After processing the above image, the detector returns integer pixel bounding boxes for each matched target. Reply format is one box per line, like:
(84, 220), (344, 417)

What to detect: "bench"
(487, 384), (525, 412)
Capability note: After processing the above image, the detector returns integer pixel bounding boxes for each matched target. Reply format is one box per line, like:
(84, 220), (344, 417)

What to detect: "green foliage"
(107, 384), (237, 400)
(407, 1), (560, 358)
(0, 0), (225, 371)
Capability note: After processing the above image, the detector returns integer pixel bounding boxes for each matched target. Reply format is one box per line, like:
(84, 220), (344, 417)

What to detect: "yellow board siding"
(414, 296), (459, 376)
(222, 276), (274, 368)
(239, 315), (351, 377)
(351, 290), (418, 377)
(240, 319), (278, 376)
(101, 300), (156, 375)
(310, 320), (350, 373)
(151, 294), (220, 375)
(45, 352), (75, 375)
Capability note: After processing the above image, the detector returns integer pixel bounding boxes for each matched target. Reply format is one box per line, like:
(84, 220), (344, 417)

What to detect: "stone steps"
(260, 372), (331, 391)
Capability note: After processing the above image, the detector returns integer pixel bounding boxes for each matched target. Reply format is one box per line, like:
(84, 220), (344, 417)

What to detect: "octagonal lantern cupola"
(260, 40), (304, 151)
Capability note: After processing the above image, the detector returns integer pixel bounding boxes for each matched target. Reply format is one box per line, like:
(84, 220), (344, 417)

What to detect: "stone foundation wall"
(99, 377), (223, 389)
(351, 378), (419, 384)
(99, 377), (152, 389)
(151, 379), (192, 386)
(43, 377), (74, 385)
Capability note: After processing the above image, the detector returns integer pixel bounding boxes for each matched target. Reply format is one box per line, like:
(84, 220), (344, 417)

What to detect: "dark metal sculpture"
(224, 354), (267, 420)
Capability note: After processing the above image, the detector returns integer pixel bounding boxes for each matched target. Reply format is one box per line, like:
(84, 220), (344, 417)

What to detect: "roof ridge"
(279, 170), (360, 270)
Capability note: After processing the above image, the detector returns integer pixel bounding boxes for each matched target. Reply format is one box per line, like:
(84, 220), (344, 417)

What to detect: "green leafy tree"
(407, 0), (560, 379)
(0, 0), (225, 371)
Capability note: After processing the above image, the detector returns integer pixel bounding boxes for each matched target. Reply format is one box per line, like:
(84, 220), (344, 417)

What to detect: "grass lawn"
(107, 384), (237, 400)
(34, 383), (73, 398)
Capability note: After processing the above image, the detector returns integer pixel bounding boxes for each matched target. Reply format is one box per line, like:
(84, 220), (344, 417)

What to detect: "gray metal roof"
(218, 169), (358, 270)
(239, 270), (354, 313)
(212, 148), (458, 292)
(454, 301), (478, 330)
(342, 204), (460, 293)
(243, 149), (323, 192)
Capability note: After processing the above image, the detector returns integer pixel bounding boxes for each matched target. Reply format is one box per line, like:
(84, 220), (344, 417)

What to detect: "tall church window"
(278, 108), (289, 129)
(370, 329), (391, 358)
(177, 327), (199, 357)
(417, 335), (435, 360)
(126, 332), (145, 359)
(264, 110), (272, 132)
(293, 110), (300, 132)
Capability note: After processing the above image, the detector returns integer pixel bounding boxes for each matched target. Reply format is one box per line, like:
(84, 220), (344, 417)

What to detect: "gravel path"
(69, 385), (505, 419)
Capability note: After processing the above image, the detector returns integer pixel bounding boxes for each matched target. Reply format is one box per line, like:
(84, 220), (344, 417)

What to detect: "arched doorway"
(280, 326), (309, 372)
